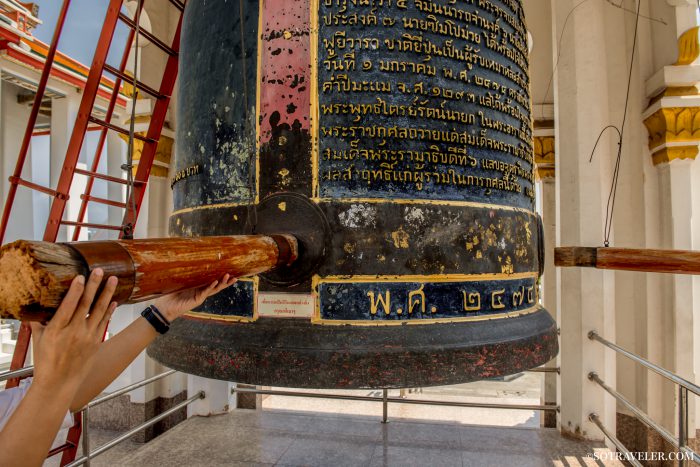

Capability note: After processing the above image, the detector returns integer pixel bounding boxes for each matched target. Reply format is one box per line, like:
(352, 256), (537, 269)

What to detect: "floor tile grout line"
(271, 433), (297, 466)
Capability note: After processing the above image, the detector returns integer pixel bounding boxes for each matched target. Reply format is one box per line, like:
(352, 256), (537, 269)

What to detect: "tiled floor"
(90, 409), (622, 466)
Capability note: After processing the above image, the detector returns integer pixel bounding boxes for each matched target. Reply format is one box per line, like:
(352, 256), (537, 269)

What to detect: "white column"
(107, 131), (125, 237)
(1, 76), (35, 242)
(641, 0), (700, 438)
(693, 156), (700, 433)
(655, 160), (697, 433)
(669, 0), (698, 38)
(50, 93), (82, 242)
(553, 0), (617, 442)
(133, 183), (149, 239)
(669, 164), (697, 437)
(541, 177), (558, 428)
(30, 135), (50, 241)
(66, 163), (88, 241)
(541, 178), (557, 327)
(187, 376), (235, 417)
(145, 176), (171, 238)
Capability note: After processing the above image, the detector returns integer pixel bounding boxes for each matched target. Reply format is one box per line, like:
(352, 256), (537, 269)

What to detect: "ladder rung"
(169, 0), (185, 11)
(74, 168), (145, 186)
(47, 441), (77, 458)
(8, 176), (65, 199)
(103, 63), (166, 100)
(87, 116), (158, 144)
(118, 12), (178, 56)
(80, 194), (127, 209)
(61, 220), (124, 231)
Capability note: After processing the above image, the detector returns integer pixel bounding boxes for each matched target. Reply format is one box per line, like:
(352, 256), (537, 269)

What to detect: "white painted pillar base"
(187, 376), (235, 417)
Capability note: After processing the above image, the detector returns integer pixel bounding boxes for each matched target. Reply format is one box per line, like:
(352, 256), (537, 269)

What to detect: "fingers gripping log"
(0, 235), (298, 321)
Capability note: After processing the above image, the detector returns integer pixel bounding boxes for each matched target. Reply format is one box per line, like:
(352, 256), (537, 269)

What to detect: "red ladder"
(0, 0), (184, 464)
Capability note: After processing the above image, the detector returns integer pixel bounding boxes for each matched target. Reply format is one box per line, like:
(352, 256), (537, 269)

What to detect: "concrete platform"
(87, 409), (621, 466)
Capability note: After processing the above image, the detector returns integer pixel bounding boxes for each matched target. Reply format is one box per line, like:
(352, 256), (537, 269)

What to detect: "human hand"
(30, 269), (118, 393)
(154, 274), (237, 322)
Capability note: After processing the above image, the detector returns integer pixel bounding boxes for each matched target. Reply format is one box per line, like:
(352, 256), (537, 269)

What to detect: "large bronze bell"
(149, 0), (558, 388)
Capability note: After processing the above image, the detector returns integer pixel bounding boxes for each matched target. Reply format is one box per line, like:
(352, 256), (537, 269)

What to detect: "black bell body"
(149, 0), (558, 388)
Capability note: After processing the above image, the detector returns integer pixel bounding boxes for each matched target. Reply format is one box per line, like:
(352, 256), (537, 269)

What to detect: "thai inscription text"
(317, 0), (535, 209)
(318, 277), (537, 321)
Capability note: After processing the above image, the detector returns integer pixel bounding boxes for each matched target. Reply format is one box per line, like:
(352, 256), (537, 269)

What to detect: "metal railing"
(61, 369), (201, 467)
(67, 390), (204, 467)
(588, 330), (700, 466)
(527, 366), (560, 374)
(87, 369), (177, 408)
(0, 366), (33, 382)
(2, 362), (556, 460)
(0, 366), (191, 464)
(231, 369), (560, 424)
(589, 413), (643, 467)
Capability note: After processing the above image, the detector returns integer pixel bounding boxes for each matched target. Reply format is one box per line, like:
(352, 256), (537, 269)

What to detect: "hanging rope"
(588, 0), (641, 247)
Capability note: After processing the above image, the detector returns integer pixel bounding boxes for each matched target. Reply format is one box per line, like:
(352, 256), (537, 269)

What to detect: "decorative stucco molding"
(643, 24), (700, 167)
(534, 136), (555, 180)
(649, 146), (698, 166)
(643, 107), (699, 166)
(644, 107), (700, 149)
(118, 133), (174, 178)
(676, 26), (699, 66)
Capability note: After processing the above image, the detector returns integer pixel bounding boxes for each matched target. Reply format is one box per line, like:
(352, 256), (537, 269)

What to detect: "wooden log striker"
(555, 246), (700, 275)
(0, 235), (298, 321)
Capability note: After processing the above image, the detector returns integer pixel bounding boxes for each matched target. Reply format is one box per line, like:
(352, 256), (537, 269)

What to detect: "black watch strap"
(141, 306), (169, 334)
(149, 304), (170, 325)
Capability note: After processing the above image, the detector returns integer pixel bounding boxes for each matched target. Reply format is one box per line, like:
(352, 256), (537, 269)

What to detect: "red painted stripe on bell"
(258, 0), (311, 144)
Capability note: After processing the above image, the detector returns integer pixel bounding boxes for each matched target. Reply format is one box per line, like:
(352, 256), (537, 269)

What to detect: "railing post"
(82, 406), (91, 467)
(382, 389), (388, 423)
(678, 386), (688, 467)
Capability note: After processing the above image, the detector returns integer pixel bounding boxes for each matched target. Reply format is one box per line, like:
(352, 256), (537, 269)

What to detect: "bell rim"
(148, 306), (558, 389)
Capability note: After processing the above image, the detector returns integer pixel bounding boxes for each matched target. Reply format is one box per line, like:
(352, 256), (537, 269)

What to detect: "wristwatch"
(140, 305), (170, 334)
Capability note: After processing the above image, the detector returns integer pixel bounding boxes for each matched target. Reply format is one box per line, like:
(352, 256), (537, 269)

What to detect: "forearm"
(70, 317), (158, 411)
(0, 382), (76, 467)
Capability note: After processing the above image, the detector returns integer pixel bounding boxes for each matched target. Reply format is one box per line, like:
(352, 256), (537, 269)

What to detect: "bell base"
(148, 307), (558, 389)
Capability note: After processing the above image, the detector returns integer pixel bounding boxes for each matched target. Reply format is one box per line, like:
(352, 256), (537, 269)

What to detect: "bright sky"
(31, 0), (129, 66)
